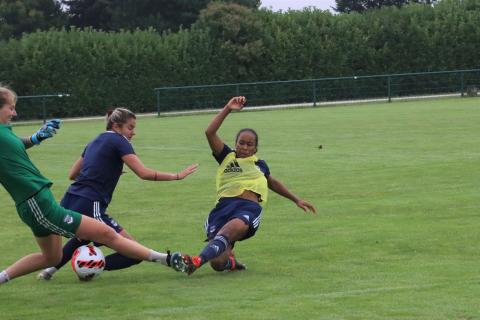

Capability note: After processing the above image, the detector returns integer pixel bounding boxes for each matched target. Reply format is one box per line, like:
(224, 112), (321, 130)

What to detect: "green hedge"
(0, 0), (479, 118)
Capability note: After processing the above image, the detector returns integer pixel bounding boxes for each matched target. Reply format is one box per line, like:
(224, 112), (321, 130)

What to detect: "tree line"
(0, 0), (260, 40)
(0, 0), (479, 118)
(1, 0), (441, 40)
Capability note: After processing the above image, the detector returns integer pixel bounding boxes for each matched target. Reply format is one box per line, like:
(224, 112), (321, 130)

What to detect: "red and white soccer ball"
(71, 244), (105, 281)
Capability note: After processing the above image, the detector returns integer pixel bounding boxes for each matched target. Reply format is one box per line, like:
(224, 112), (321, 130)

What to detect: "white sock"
(0, 270), (10, 284)
(149, 250), (169, 266)
(44, 267), (58, 275)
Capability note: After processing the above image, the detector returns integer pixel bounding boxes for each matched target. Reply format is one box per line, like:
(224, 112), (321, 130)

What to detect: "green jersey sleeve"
(0, 125), (52, 205)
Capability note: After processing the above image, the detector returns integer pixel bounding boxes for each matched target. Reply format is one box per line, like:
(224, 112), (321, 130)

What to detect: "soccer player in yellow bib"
(170, 96), (316, 275)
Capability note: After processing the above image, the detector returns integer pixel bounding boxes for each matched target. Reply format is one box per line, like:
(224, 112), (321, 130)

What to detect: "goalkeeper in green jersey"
(0, 85), (177, 285)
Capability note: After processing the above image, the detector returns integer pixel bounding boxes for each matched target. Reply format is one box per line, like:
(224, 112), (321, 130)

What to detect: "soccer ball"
(71, 244), (105, 281)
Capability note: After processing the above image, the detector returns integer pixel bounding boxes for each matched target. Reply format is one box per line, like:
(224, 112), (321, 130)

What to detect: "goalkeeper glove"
(31, 119), (61, 145)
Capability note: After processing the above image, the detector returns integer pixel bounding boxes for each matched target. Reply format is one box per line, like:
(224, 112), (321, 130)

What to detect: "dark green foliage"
(61, 0), (259, 32)
(0, 0), (65, 40)
(0, 28), (185, 118)
(0, 0), (479, 118)
(192, 2), (267, 81)
(217, 0), (260, 9)
(61, 0), (211, 32)
(334, 0), (438, 13)
(0, 0), (260, 41)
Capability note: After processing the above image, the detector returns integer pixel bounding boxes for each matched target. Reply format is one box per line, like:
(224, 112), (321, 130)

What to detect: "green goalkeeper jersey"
(0, 124), (52, 205)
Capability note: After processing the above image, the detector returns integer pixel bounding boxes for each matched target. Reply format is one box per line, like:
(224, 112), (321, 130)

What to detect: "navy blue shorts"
(60, 193), (123, 233)
(204, 197), (263, 241)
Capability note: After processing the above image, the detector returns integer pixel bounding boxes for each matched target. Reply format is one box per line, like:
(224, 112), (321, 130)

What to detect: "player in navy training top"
(68, 131), (135, 205)
(0, 86), (192, 286)
(38, 107), (198, 280)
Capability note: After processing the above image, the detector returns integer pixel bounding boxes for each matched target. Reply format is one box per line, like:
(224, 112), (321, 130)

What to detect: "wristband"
(30, 134), (40, 145)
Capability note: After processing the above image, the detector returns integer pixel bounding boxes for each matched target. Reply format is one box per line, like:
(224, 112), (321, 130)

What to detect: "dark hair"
(235, 128), (259, 147)
(106, 107), (136, 130)
(0, 85), (17, 108)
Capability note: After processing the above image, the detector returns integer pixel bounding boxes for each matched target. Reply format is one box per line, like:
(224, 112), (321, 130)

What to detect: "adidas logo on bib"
(224, 159), (243, 173)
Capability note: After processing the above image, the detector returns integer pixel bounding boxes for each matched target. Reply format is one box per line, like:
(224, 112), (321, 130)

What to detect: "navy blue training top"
(66, 131), (135, 205)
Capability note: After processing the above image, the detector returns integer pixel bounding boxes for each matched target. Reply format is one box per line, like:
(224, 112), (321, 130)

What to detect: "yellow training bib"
(216, 152), (268, 207)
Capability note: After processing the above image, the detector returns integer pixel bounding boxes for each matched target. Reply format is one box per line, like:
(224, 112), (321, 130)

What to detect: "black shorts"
(204, 197), (263, 241)
(61, 193), (123, 233)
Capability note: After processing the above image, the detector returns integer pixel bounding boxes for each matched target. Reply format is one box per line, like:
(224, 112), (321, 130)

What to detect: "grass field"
(1, 97), (479, 319)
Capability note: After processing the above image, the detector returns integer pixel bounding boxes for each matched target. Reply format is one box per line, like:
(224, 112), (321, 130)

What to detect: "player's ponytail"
(106, 107), (136, 130)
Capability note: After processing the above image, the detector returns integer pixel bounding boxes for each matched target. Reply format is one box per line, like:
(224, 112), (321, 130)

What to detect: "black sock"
(105, 253), (142, 271)
(56, 238), (89, 269)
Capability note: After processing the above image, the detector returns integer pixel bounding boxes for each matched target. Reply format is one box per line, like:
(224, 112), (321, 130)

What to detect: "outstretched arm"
(267, 175), (317, 214)
(122, 154), (198, 181)
(20, 137), (35, 149)
(205, 96), (246, 156)
(21, 119), (61, 149)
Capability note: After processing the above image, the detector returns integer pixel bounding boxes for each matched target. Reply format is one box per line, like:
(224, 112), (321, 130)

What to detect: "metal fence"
(13, 69), (479, 121)
(154, 69), (480, 115)
(15, 94), (70, 123)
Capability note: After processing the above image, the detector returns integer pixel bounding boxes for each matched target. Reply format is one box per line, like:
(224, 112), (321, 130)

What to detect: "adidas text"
(224, 160), (243, 173)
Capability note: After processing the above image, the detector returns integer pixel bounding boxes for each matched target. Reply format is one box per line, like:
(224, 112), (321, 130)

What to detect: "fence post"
(156, 90), (160, 117)
(313, 80), (317, 107)
(387, 76), (392, 103)
(460, 72), (465, 97)
(42, 97), (46, 123)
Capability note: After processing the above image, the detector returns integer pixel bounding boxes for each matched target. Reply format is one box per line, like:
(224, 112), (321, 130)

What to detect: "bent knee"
(96, 226), (119, 244)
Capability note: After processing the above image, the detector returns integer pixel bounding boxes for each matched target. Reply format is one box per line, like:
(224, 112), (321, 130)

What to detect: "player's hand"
(226, 96), (247, 111)
(296, 199), (317, 214)
(177, 163), (199, 180)
(31, 119), (61, 145)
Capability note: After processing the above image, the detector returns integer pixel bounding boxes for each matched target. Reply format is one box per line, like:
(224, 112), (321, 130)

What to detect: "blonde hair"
(106, 107), (136, 130)
(0, 85), (17, 107)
